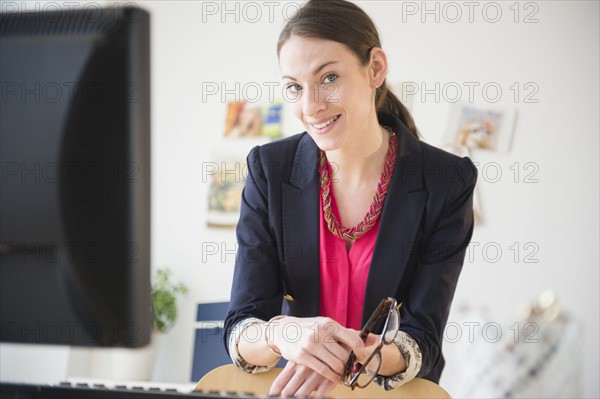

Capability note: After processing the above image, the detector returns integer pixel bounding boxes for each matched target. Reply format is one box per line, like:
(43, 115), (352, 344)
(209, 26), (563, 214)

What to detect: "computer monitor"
(0, 6), (151, 347)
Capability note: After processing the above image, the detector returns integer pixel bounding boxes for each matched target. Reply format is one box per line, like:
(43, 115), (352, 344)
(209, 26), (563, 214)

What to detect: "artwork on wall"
(440, 102), (518, 226)
(223, 100), (283, 139)
(444, 102), (517, 152)
(206, 100), (283, 228)
(206, 155), (247, 228)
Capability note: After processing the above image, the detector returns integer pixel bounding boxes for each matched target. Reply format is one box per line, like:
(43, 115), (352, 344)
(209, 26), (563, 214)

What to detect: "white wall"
(2, 1), (598, 397)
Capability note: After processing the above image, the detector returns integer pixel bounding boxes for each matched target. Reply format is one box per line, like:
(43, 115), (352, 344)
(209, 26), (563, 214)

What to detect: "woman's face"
(279, 35), (380, 152)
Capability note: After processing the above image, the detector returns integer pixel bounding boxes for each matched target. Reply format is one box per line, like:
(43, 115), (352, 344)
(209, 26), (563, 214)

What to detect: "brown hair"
(277, 0), (420, 138)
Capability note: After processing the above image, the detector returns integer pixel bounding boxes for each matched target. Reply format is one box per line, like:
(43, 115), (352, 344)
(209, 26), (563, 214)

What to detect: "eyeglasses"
(342, 297), (400, 390)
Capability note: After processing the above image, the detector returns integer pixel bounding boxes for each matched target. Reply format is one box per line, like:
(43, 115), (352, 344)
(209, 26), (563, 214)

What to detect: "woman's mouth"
(310, 114), (341, 134)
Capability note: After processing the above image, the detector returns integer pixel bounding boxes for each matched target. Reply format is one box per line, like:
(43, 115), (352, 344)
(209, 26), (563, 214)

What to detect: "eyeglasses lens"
(383, 307), (400, 344)
(354, 351), (382, 388)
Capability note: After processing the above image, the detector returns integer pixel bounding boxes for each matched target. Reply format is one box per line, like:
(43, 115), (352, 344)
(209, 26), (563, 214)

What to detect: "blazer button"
(283, 294), (294, 302)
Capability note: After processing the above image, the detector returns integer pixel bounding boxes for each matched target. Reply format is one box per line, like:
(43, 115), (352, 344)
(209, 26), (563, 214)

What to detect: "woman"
(223, 0), (478, 397)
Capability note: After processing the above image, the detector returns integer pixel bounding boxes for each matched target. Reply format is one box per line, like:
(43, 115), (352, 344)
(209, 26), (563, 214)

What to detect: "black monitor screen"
(0, 6), (151, 347)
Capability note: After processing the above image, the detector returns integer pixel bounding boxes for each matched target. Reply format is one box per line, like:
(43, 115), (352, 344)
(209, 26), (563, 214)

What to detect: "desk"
(195, 365), (451, 398)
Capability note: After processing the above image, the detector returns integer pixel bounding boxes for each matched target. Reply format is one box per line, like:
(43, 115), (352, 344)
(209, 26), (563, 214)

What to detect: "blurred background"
(1, 0), (598, 397)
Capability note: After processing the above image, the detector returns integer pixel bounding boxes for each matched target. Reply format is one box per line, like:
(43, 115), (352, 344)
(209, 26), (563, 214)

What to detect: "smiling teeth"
(313, 115), (339, 129)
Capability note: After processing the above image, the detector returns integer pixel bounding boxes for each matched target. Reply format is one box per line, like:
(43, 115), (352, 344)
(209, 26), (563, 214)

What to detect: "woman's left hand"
(352, 332), (407, 377)
(352, 333), (381, 365)
(269, 360), (337, 398)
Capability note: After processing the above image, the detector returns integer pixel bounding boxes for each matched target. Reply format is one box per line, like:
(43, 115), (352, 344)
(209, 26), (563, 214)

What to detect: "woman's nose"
(302, 84), (328, 116)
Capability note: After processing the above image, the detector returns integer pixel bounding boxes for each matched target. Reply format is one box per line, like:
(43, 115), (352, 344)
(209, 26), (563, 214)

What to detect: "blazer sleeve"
(222, 145), (284, 359)
(399, 156), (478, 382)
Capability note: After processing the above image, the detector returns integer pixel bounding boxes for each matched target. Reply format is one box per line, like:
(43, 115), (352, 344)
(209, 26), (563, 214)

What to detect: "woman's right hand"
(269, 360), (337, 398)
(267, 316), (365, 383)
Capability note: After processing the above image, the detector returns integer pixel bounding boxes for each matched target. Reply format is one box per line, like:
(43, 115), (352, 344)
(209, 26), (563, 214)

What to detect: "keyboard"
(0, 382), (269, 399)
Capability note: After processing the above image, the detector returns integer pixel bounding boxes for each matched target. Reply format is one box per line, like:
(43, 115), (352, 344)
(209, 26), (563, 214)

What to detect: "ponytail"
(376, 82), (420, 139)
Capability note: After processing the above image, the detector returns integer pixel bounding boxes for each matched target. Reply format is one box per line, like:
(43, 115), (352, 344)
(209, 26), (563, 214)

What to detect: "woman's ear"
(369, 47), (388, 89)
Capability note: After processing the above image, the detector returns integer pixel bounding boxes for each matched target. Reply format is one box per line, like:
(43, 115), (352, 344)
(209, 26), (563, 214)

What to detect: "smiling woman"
(222, 0), (478, 397)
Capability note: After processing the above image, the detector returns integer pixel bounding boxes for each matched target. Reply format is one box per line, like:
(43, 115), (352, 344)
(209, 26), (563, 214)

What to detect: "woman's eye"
(323, 73), (338, 84)
(286, 83), (302, 93)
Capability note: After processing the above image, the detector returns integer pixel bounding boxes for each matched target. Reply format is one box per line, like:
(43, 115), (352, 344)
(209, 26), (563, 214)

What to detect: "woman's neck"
(324, 118), (390, 188)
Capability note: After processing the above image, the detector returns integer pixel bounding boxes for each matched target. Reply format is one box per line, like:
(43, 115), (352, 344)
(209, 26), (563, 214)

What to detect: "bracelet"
(264, 315), (286, 356)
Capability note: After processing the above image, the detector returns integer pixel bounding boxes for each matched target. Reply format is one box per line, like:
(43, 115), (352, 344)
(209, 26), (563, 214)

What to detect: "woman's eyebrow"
(282, 61), (338, 80)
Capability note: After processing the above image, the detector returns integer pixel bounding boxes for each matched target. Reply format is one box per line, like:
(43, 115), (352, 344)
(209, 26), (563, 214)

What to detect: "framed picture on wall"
(206, 99), (283, 228)
(223, 100), (283, 139)
(444, 102), (517, 152)
(206, 155), (246, 228)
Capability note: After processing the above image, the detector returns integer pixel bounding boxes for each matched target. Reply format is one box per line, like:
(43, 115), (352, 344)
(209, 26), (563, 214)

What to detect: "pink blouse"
(318, 178), (381, 331)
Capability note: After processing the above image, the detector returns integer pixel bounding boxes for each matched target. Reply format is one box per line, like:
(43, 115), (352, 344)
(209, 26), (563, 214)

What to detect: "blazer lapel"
(282, 134), (321, 317)
(361, 118), (428, 326)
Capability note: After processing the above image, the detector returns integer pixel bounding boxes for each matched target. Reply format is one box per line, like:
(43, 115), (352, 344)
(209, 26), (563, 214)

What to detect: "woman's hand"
(352, 333), (380, 362)
(269, 316), (365, 383)
(269, 361), (337, 398)
(352, 333), (382, 372)
(352, 332), (407, 377)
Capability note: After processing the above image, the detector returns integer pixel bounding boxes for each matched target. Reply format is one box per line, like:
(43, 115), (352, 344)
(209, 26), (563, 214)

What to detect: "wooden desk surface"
(195, 365), (451, 398)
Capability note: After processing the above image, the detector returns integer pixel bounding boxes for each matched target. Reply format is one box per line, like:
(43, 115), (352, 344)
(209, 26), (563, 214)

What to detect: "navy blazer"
(223, 110), (478, 383)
